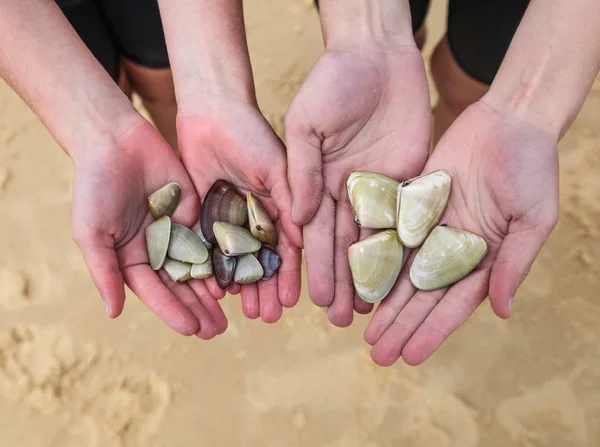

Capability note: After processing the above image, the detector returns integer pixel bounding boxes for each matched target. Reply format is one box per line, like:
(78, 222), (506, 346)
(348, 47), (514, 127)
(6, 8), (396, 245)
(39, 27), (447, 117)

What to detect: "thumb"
(284, 110), (323, 226)
(74, 228), (126, 318)
(489, 208), (558, 319)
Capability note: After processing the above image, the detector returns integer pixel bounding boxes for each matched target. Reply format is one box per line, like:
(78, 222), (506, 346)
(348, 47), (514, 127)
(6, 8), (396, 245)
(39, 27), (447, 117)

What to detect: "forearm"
(319, 0), (415, 49)
(485, 0), (600, 138)
(0, 0), (139, 160)
(157, 0), (256, 113)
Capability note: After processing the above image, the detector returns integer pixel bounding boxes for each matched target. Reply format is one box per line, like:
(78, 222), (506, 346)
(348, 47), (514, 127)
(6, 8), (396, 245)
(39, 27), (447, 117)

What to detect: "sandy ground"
(2, 1), (600, 446)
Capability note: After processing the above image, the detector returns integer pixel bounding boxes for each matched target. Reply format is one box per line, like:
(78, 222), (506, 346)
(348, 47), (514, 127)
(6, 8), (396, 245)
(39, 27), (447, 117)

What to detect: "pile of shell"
(145, 180), (280, 288)
(347, 170), (488, 304)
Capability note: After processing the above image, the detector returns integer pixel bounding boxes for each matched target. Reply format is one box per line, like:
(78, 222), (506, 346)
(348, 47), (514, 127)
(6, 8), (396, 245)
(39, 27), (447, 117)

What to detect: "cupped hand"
(177, 98), (303, 323)
(71, 118), (228, 339)
(284, 44), (432, 326)
(365, 100), (559, 366)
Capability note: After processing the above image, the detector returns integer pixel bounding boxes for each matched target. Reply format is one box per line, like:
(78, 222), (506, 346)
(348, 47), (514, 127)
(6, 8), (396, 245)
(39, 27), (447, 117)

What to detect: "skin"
(157, 0), (304, 323)
(285, 0), (431, 327)
(365, 0), (600, 366)
(0, 0), (226, 338)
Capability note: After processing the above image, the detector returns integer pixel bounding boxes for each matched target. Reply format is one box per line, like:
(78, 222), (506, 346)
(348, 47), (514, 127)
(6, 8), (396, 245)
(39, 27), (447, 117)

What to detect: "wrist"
(319, 0), (416, 50)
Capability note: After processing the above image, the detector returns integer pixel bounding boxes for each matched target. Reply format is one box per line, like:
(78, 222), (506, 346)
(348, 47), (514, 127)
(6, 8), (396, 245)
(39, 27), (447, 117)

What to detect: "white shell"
(146, 216), (171, 270)
(397, 170), (452, 248)
(163, 258), (192, 283)
(213, 222), (261, 256)
(168, 224), (209, 264)
(347, 172), (399, 229)
(190, 257), (213, 279)
(348, 230), (404, 303)
(410, 225), (487, 291)
(233, 254), (264, 284)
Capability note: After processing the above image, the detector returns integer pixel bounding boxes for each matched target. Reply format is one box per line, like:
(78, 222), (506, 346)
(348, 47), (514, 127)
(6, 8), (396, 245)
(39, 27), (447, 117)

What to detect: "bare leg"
(122, 60), (179, 152)
(430, 36), (489, 145)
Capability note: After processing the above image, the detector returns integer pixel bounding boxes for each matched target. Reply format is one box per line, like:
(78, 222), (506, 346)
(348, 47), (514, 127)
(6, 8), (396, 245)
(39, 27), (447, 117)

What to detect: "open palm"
(365, 100), (559, 365)
(285, 45), (431, 326)
(72, 120), (227, 339)
(177, 99), (303, 323)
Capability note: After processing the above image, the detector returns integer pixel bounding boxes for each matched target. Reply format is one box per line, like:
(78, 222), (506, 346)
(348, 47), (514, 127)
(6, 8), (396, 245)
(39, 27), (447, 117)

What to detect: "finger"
(276, 221), (302, 308)
(303, 194), (335, 307)
(205, 276), (227, 300)
(74, 230), (126, 318)
(327, 199), (359, 327)
(240, 283), (260, 319)
(267, 170), (303, 249)
(123, 264), (199, 335)
(363, 250), (417, 345)
(284, 111), (323, 225)
(189, 280), (229, 335)
(489, 210), (557, 318)
(228, 282), (241, 295)
(258, 275), (283, 323)
(370, 288), (447, 367)
(160, 273), (217, 340)
(401, 270), (489, 365)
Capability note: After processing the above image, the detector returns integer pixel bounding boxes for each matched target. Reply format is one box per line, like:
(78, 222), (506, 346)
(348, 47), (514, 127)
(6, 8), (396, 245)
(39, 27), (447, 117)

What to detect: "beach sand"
(1, 1), (600, 445)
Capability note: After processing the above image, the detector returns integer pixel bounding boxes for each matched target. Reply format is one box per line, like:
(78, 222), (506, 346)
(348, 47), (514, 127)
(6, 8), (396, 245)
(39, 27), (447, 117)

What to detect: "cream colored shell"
(347, 172), (399, 229)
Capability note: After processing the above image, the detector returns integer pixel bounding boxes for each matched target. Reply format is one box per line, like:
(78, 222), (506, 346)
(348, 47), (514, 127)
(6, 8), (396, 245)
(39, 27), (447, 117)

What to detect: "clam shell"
(347, 172), (399, 229)
(200, 180), (248, 244)
(167, 224), (209, 264)
(163, 258), (192, 283)
(148, 182), (181, 219)
(397, 170), (452, 248)
(146, 216), (171, 270)
(213, 247), (237, 289)
(247, 192), (277, 246)
(348, 230), (404, 303)
(190, 257), (213, 280)
(192, 224), (213, 250)
(234, 254), (264, 284)
(410, 225), (488, 291)
(258, 246), (281, 280)
(213, 222), (261, 256)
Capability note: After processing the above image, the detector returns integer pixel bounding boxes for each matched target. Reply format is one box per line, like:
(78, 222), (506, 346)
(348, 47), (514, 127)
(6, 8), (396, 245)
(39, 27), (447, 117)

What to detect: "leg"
(123, 61), (179, 152)
(98, 0), (178, 151)
(431, 0), (531, 144)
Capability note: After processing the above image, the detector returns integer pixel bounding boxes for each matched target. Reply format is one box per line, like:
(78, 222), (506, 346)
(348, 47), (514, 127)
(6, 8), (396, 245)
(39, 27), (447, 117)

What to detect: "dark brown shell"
(213, 246), (237, 289)
(200, 180), (248, 244)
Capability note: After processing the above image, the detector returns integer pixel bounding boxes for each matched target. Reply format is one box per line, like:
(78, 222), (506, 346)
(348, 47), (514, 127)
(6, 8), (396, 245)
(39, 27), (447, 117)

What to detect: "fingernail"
(105, 302), (111, 316)
(507, 296), (514, 315)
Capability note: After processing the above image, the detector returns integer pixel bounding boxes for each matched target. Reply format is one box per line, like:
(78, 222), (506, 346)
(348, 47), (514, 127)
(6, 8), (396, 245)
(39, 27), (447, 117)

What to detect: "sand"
(1, 1), (600, 446)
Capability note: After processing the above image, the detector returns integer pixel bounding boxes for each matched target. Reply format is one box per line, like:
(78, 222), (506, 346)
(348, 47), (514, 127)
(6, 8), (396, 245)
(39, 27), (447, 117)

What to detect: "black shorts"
(56, 0), (170, 81)
(317, 0), (531, 85)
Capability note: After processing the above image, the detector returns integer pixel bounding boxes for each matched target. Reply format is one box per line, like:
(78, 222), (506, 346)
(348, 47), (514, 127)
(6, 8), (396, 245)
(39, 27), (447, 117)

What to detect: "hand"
(177, 97), (303, 323)
(365, 100), (559, 366)
(71, 119), (228, 339)
(285, 44), (432, 326)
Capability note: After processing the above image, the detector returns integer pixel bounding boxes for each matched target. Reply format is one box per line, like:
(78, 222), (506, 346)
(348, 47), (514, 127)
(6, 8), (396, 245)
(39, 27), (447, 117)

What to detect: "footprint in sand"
(0, 263), (52, 310)
(0, 325), (171, 447)
(0, 166), (11, 195)
(496, 378), (588, 446)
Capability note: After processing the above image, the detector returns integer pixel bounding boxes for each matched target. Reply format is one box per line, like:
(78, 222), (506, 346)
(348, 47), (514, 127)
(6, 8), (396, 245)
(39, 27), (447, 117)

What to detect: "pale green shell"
(347, 172), (399, 229)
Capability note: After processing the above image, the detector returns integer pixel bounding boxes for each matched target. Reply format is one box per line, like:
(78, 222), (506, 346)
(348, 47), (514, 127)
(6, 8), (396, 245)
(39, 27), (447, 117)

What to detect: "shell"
(200, 180), (248, 244)
(213, 247), (237, 289)
(247, 192), (277, 246)
(190, 257), (213, 280)
(258, 246), (281, 280)
(192, 224), (213, 250)
(348, 230), (404, 303)
(346, 171), (399, 229)
(167, 224), (209, 264)
(410, 225), (488, 291)
(213, 222), (261, 256)
(234, 254), (264, 284)
(148, 182), (181, 219)
(396, 170), (452, 248)
(146, 216), (171, 270)
(163, 258), (192, 283)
